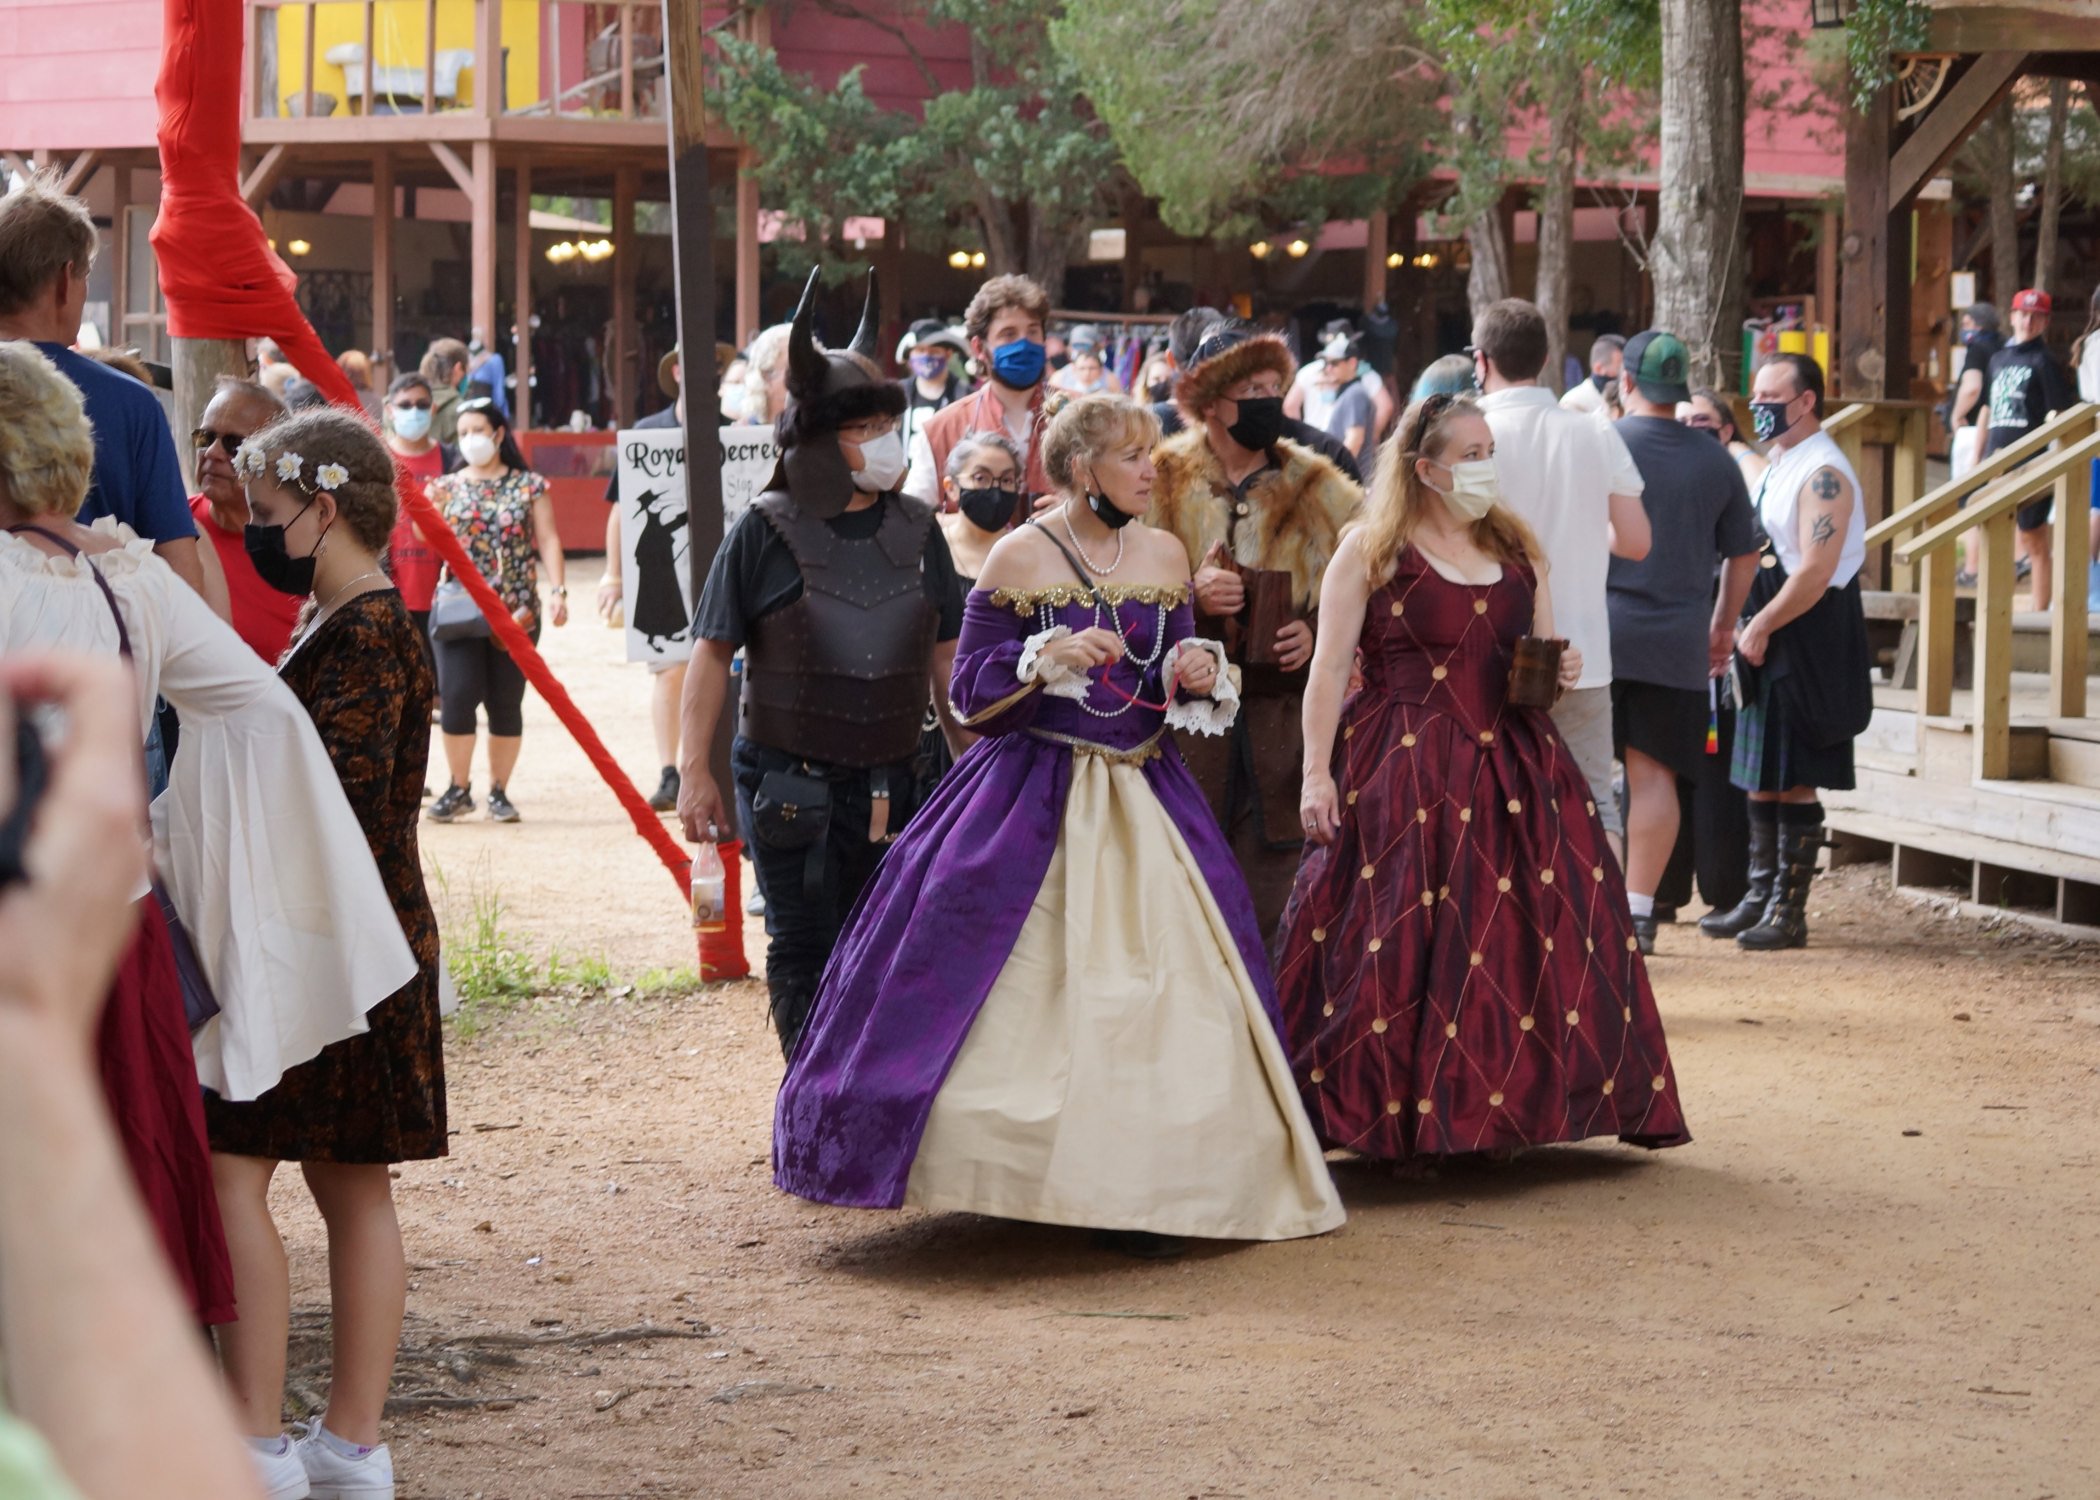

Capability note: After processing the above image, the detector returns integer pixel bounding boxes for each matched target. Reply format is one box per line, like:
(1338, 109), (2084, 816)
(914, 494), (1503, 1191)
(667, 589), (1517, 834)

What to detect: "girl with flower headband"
(1272, 393), (1690, 1171)
(212, 405), (445, 1500)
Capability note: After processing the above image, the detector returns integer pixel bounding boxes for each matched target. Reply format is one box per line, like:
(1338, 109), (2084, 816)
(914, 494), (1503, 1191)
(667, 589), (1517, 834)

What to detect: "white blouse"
(0, 521), (416, 1102)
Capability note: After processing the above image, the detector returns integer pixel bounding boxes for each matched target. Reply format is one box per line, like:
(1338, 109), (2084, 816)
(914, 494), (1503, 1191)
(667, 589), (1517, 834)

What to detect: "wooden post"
(361, 0), (376, 117)
(372, 150), (394, 367)
(173, 341), (250, 492)
(301, 1), (318, 119)
(477, 0), (503, 117)
(513, 160), (533, 429)
(612, 164), (637, 426)
(1363, 209), (1389, 314)
(735, 148), (760, 344)
(470, 140), (497, 355)
(1838, 79), (1910, 400)
(423, 0), (437, 118)
(109, 160), (131, 352)
(1973, 513), (2014, 780)
(1816, 205), (1838, 353)
(1888, 408), (1926, 594)
(2050, 464), (2087, 718)
(1919, 539), (1956, 718)
(665, 0), (730, 798)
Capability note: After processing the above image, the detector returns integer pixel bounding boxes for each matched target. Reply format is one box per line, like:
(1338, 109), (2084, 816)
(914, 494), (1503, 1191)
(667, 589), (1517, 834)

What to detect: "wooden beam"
(1890, 52), (2029, 207)
(612, 163), (637, 426)
(1, 152), (32, 182)
(1816, 205), (1838, 348)
(2050, 467), (2087, 718)
(109, 160), (130, 351)
(424, 0), (438, 121)
(476, 0), (503, 118)
(361, 0), (376, 120)
(1838, 79), (1909, 400)
(59, 150), (101, 196)
(1363, 209), (1389, 315)
(241, 144), (289, 207)
(470, 139), (497, 352)
(664, 0), (731, 807)
(513, 159), (532, 428)
(735, 148), (760, 344)
(427, 141), (476, 197)
(372, 150), (395, 367)
(1928, 8), (2100, 54)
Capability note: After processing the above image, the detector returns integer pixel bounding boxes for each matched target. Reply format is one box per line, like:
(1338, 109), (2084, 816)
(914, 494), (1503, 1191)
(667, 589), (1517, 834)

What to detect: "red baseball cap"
(2013, 288), (2053, 313)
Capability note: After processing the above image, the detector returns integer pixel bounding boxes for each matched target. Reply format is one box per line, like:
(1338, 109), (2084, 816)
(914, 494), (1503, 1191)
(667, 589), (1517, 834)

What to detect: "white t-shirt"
(1559, 379), (1607, 416)
(1755, 428), (1866, 588)
(1291, 364), (1382, 428)
(2077, 335), (2100, 405)
(1478, 384), (1645, 689)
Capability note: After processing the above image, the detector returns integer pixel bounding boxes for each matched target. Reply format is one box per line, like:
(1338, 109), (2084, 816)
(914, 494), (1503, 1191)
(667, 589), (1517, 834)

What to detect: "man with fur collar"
(1149, 321), (1363, 936)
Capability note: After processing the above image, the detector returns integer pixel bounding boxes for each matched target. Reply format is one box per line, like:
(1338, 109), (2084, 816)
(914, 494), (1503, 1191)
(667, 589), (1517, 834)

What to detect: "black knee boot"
(1700, 799), (1777, 938)
(1739, 803), (1822, 952)
(769, 981), (818, 1060)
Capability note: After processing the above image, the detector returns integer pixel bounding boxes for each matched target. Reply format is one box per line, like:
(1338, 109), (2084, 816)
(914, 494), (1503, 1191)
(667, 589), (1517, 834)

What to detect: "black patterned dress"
(205, 589), (448, 1163)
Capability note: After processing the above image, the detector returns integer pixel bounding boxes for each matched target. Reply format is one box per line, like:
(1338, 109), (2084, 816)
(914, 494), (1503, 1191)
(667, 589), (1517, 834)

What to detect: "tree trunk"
(2034, 79), (2070, 296)
(1465, 209), (1511, 320)
(172, 339), (250, 493)
(1533, 57), (1584, 396)
(1982, 99), (2019, 312)
(1023, 203), (1081, 302)
(1649, 0), (1745, 391)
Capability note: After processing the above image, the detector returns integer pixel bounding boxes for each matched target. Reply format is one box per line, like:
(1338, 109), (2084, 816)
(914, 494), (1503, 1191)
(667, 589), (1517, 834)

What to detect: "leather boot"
(1700, 805), (1777, 938)
(1738, 814), (1821, 951)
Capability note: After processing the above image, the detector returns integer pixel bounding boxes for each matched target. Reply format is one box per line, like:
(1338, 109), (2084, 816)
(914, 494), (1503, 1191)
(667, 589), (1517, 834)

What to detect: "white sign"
(614, 425), (778, 664)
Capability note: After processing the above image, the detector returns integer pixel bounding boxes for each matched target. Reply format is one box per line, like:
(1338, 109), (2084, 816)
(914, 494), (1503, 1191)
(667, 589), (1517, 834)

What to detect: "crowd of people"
(1, 152), (2069, 1500)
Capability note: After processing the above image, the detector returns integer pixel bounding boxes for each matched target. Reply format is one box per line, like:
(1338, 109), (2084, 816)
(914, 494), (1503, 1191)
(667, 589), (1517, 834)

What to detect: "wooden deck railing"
(1872, 403), (2100, 778)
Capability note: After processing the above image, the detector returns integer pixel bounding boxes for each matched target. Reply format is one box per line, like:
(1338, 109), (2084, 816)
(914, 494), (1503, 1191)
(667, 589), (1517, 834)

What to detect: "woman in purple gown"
(775, 394), (1343, 1250)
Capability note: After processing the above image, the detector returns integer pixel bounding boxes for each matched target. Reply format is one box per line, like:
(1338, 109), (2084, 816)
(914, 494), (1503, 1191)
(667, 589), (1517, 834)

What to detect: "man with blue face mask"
(904, 274), (1055, 509)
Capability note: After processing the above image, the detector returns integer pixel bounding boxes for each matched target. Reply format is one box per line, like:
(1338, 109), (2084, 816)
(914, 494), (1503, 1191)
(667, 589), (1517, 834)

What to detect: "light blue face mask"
(390, 404), (433, 441)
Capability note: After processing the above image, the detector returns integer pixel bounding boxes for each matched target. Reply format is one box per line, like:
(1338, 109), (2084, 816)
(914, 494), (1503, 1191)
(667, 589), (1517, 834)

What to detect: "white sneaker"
(248, 1435), (312, 1500)
(295, 1425), (396, 1500)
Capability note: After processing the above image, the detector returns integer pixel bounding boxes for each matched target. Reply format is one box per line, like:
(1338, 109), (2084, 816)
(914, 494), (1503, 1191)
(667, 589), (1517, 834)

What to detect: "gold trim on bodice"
(1027, 727), (1166, 764)
(988, 582), (1192, 615)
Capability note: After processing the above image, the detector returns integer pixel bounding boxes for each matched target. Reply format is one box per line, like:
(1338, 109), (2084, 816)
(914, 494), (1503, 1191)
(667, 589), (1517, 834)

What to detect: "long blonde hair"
(1354, 393), (1541, 585)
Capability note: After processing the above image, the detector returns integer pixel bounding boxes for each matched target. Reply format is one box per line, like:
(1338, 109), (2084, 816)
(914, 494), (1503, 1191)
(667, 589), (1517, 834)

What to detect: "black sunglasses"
(191, 428), (243, 455)
(391, 397), (432, 411)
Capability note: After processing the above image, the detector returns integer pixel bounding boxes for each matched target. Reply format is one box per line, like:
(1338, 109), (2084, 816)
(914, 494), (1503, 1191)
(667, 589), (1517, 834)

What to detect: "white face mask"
(459, 432), (500, 468)
(850, 429), (907, 493)
(1422, 457), (1501, 521)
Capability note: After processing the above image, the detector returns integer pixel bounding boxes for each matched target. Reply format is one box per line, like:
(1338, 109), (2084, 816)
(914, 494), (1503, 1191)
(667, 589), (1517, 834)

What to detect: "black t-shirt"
(691, 494), (966, 647)
(1150, 401), (1365, 484)
(1947, 331), (2004, 428)
(1984, 337), (2078, 456)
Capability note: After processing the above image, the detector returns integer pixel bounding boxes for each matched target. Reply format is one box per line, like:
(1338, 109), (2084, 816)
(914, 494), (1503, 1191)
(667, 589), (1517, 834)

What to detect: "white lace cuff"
(1162, 638), (1239, 735)
(1018, 625), (1090, 700)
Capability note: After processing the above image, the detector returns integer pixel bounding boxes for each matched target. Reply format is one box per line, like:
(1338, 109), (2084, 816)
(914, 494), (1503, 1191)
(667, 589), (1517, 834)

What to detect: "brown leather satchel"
(1204, 542), (1297, 667)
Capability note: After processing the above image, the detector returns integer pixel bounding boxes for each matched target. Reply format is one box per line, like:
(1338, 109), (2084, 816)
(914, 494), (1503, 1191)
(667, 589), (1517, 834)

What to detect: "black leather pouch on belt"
(752, 770), (833, 900)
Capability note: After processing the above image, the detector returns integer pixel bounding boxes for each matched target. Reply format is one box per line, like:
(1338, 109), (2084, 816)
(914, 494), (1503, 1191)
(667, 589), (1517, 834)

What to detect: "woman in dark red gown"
(1276, 394), (1689, 1162)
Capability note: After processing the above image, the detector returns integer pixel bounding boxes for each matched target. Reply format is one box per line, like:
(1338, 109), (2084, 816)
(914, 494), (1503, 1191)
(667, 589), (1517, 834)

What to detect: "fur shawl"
(1149, 428), (1362, 610)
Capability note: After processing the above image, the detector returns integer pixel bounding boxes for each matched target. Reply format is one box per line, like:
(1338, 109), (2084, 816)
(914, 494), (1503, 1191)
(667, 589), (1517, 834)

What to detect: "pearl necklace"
(1033, 594), (1170, 719)
(1060, 501), (1125, 576)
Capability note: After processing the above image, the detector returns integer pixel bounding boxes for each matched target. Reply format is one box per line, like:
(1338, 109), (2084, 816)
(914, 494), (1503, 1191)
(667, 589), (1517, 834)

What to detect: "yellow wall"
(274, 1), (542, 114)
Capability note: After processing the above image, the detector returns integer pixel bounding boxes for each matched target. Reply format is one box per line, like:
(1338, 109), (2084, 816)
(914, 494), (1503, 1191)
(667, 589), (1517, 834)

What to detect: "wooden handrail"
(1897, 427), (2100, 562)
(1865, 402), (2099, 547)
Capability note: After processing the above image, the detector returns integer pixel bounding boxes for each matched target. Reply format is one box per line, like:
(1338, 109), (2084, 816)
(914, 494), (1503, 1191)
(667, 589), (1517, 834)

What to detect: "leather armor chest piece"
(741, 491), (939, 768)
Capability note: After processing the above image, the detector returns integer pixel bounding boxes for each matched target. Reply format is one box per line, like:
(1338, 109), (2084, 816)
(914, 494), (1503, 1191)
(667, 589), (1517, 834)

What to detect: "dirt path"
(272, 558), (2099, 1498)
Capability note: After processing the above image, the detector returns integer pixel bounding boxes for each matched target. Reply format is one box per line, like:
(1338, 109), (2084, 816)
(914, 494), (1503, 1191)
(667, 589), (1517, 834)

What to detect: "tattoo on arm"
(1809, 467), (1842, 501)
(1809, 513), (1836, 546)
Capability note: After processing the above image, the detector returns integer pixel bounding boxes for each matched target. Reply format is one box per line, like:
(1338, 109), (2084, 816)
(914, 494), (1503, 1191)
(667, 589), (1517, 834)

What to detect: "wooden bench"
(1864, 590), (1975, 690)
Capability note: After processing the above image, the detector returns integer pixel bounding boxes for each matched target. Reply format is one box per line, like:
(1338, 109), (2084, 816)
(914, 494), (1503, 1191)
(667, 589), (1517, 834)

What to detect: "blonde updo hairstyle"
(240, 406), (400, 553)
(1356, 393), (1542, 585)
(1040, 390), (1160, 494)
(0, 340), (95, 519)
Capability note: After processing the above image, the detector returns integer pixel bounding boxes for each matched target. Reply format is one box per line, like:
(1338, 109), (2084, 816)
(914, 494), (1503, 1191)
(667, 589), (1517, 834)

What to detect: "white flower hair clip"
(315, 462), (349, 491)
(232, 442), (266, 480)
(276, 451), (306, 484)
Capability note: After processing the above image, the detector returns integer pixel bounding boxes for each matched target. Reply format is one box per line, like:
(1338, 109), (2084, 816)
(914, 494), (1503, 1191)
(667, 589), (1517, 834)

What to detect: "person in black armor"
(678, 269), (969, 1055)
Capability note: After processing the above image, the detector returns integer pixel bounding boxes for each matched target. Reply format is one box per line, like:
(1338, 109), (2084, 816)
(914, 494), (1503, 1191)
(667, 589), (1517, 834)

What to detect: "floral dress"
(428, 468), (549, 615)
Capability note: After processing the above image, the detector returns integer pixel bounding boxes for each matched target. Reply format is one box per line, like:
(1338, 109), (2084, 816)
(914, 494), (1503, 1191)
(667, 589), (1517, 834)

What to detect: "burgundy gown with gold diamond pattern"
(1274, 546), (1689, 1160)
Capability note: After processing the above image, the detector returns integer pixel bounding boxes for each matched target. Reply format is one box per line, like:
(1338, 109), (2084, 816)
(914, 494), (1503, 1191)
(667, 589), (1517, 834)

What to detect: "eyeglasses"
(191, 428), (244, 456)
(960, 472), (1020, 491)
(839, 417), (899, 441)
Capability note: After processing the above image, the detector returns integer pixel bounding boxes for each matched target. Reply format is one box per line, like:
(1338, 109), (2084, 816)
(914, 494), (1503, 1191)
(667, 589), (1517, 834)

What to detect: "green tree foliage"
(707, 0), (1122, 289)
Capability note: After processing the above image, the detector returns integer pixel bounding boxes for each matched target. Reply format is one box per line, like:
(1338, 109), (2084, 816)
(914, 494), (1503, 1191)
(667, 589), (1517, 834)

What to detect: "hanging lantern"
(1385, 251), (1404, 269)
(1286, 238), (1310, 258)
(947, 250), (971, 269)
(1249, 240), (1272, 260)
(1808, 0), (1848, 27)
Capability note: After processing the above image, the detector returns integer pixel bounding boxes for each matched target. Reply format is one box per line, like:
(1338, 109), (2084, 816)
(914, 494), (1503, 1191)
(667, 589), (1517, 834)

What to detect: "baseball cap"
(1622, 329), (1691, 404)
(1321, 332), (1362, 364)
(2012, 288), (2053, 314)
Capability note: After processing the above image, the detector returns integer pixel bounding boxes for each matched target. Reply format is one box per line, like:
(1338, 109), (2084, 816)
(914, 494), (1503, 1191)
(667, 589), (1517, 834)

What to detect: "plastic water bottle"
(690, 840), (726, 933)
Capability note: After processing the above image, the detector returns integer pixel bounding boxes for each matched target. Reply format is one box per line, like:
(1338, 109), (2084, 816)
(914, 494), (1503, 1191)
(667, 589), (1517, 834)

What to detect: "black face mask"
(1226, 395), (1286, 452)
(1087, 489), (1137, 530)
(1146, 379), (1174, 404)
(243, 500), (324, 596)
(1591, 372), (1612, 393)
(957, 486), (1019, 532)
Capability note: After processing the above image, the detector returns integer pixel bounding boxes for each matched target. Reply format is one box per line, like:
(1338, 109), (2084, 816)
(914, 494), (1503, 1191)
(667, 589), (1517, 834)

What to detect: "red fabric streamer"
(147, 0), (749, 979)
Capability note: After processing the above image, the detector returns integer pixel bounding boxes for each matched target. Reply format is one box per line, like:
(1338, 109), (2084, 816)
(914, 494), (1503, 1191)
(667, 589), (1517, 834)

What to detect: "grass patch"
(632, 965), (705, 997)
(428, 859), (641, 1039)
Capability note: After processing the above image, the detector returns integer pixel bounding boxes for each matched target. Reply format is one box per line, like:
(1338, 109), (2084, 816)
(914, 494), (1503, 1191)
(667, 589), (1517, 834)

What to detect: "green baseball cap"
(1624, 329), (1691, 404)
